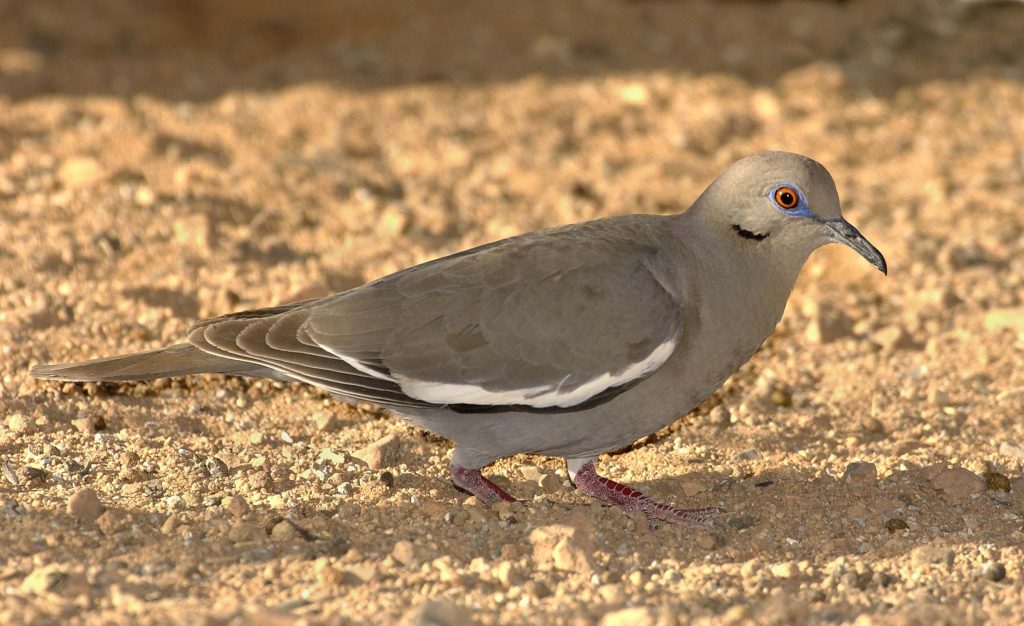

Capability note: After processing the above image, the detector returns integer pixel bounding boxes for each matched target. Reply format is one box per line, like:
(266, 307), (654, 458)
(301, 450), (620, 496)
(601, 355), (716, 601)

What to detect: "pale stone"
(352, 433), (402, 469)
(67, 487), (104, 521)
(59, 157), (106, 188)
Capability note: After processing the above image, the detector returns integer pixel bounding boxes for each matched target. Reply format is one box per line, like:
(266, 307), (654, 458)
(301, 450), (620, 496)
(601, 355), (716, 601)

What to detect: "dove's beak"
(822, 217), (887, 275)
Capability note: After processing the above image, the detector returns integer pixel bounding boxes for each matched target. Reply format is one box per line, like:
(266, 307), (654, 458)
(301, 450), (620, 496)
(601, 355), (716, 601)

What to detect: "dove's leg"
(449, 462), (516, 503)
(568, 458), (720, 525)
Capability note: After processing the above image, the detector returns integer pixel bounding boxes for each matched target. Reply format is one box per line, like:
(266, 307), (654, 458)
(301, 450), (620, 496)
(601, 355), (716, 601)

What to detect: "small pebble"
(985, 472), (1011, 492)
(769, 388), (792, 407)
(352, 433), (402, 469)
(222, 495), (250, 519)
(2, 462), (18, 486)
(843, 462), (877, 493)
(982, 562), (1007, 583)
(732, 449), (763, 462)
(861, 416), (885, 434)
(930, 467), (984, 499)
(885, 518), (909, 533)
(67, 487), (104, 522)
(205, 457), (230, 477)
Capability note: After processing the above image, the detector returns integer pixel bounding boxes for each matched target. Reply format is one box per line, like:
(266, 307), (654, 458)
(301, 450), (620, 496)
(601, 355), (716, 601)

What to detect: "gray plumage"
(33, 152), (885, 481)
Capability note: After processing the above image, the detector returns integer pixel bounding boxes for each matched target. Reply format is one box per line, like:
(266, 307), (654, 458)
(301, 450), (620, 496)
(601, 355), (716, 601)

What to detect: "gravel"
(4, 1), (1024, 623)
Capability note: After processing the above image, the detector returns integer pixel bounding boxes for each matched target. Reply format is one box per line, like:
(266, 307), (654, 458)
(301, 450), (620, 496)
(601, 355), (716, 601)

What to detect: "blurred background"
(2, 0), (1024, 99)
(4, 1), (1024, 625)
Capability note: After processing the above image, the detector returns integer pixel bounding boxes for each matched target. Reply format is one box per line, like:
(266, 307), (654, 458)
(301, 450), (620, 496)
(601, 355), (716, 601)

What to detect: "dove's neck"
(673, 208), (811, 339)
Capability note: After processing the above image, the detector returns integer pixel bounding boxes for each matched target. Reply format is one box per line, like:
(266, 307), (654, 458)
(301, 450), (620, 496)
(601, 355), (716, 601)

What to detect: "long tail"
(30, 343), (269, 382)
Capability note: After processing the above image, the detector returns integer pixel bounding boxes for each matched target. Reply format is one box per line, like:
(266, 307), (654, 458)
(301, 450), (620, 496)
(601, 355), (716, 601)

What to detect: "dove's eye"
(774, 187), (799, 210)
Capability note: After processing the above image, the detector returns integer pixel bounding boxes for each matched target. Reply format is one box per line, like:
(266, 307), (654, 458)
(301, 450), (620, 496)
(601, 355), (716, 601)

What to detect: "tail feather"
(30, 343), (268, 382)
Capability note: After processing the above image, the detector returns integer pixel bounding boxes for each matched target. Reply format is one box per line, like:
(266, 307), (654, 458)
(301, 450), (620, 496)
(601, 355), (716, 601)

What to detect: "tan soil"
(3, 1), (1024, 624)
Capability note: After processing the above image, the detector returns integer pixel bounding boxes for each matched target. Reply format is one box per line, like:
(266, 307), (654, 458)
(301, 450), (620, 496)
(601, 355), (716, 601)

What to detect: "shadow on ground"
(1, 0), (1023, 102)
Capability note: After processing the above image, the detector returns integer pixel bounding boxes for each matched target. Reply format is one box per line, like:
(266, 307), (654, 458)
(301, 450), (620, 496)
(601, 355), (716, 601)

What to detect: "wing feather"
(184, 216), (687, 413)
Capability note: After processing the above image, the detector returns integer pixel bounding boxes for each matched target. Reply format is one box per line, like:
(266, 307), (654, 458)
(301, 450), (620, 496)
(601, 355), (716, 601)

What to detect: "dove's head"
(695, 151), (887, 274)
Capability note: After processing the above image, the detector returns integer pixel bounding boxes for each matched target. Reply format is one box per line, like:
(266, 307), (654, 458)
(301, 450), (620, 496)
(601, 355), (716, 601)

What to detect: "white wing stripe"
(393, 339), (677, 408)
(316, 344), (399, 382)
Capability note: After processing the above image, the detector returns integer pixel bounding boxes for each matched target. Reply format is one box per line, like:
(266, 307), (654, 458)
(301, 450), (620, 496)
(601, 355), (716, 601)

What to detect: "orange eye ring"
(774, 186), (799, 210)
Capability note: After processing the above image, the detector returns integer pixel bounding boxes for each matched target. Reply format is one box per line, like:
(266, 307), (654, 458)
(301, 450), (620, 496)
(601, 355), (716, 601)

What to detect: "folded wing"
(189, 221), (685, 413)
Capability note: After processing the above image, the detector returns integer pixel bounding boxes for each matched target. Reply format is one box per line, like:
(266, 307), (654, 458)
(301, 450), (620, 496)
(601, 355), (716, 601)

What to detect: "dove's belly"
(385, 304), (780, 465)
(382, 254), (793, 466)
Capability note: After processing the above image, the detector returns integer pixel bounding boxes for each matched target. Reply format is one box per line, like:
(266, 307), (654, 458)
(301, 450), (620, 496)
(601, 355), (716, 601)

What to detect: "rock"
(352, 433), (402, 469)
(769, 387), (793, 407)
(981, 562), (1007, 582)
(59, 156), (106, 188)
(861, 416), (886, 434)
(1013, 476), (1024, 495)
(71, 416), (95, 434)
(161, 514), (181, 535)
(985, 472), (1011, 492)
(222, 495), (250, 519)
(492, 561), (523, 587)
(679, 478), (708, 498)
(709, 405), (732, 428)
(67, 487), (104, 521)
(871, 325), (918, 351)
(599, 606), (657, 626)
(21, 466), (48, 483)
(402, 599), (476, 626)
(984, 308), (1024, 335)
(927, 388), (950, 407)
(228, 522), (260, 543)
(270, 519), (309, 541)
(173, 213), (214, 250)
(519, 465), (561, 494)
(96, 509), (129, 537)
(378, 204), (411, 238)
(2, 462), (17, 486)
(770, 562), (798, 578)
(597, 583), (626, 605)
(314, 412), (340, 432)
(930, 467), (984, 499)
(911, 545), (954, 568)
(21, 564), (89, 597)
(694, 530), (720, 550)
(551, 536), (598, 575)
(7, 412), (31, 434)
(315, 559), (350, 588)
(347, 562), (379, 583)
(392, 540), (429, 567)
(805, 303), (854, 344)
(133, 185), (156, 206)
(885, 518), (909, 533)
(0, 499), (25, 517)
(205, 456), (230, 477)
(727, 514), (757, 530)
(529, 524), (597, 575)
(732, 448), (763, 462)
(843, 462), (877, 493)
(618, 83), (651, 106)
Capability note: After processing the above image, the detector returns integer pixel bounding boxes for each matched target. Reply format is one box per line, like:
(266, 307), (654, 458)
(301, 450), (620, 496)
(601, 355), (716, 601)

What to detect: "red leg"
(450, 463), (516, 503)
(571, 461), (720, 526)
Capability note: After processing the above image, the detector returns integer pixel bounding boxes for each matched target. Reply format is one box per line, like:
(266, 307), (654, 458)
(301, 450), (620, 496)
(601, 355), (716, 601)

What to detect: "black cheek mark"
(732, 224), (769, 241)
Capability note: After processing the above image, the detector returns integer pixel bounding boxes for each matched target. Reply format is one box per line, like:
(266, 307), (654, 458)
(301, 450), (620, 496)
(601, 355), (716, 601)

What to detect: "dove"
(32, 151), (886, 525)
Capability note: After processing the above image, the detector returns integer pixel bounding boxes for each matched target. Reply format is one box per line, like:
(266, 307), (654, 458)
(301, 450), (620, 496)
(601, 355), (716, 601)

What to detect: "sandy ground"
(3, 1), (1024, 624)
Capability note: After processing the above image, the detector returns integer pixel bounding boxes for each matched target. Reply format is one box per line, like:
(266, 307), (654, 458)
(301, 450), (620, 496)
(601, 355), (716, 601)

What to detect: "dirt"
(3, 1), (1024, 624)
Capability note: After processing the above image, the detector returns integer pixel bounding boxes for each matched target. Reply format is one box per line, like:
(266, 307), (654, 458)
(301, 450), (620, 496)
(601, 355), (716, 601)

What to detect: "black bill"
(822, 218), (887, 275)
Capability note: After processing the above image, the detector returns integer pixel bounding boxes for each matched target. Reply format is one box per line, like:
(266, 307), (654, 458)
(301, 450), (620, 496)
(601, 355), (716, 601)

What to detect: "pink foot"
(450, 463), (516, 503)
(571, 461), (720, 526)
